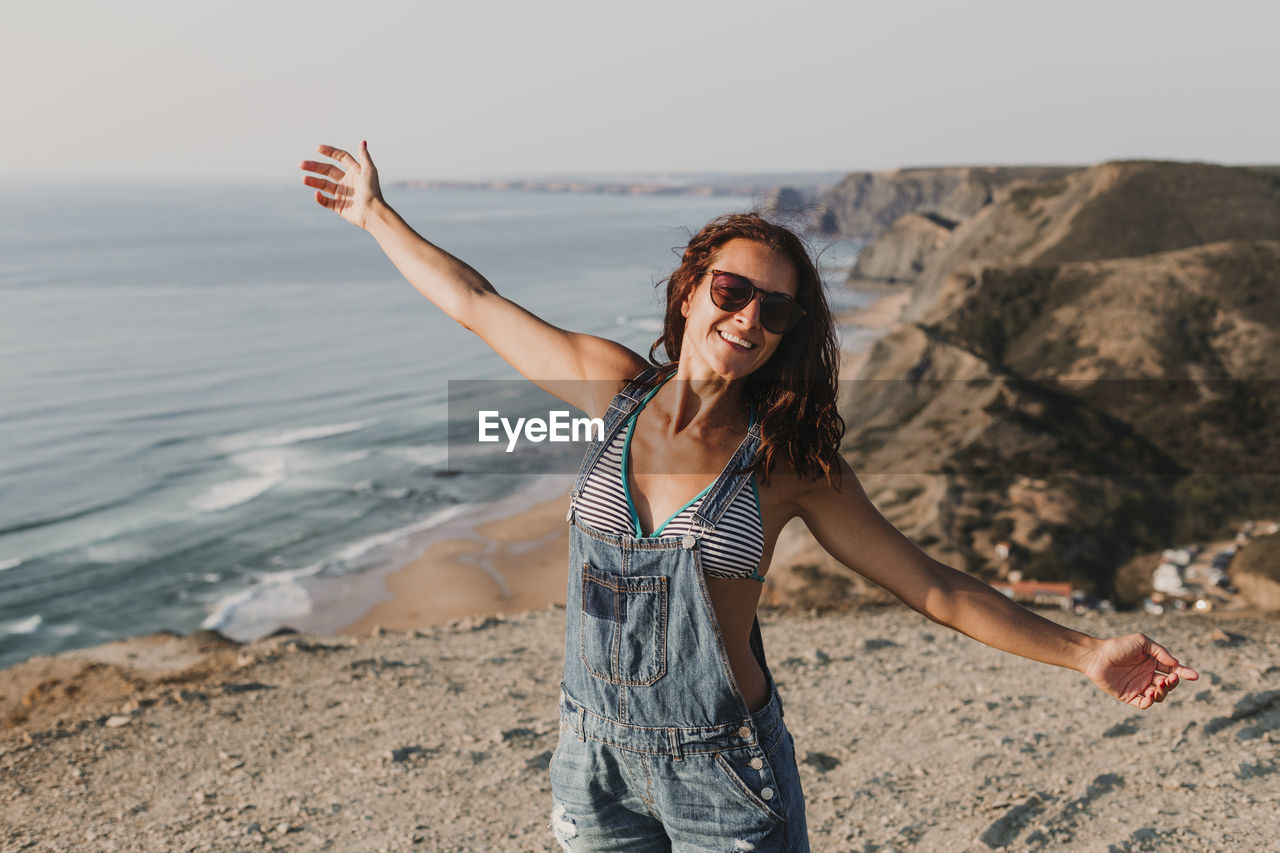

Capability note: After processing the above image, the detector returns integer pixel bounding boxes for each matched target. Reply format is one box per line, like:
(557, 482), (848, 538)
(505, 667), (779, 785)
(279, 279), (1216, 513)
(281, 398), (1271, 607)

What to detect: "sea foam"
(3, 614), (42, 636)
(213, 419), (378, 454)
(189, 474), (283, 512)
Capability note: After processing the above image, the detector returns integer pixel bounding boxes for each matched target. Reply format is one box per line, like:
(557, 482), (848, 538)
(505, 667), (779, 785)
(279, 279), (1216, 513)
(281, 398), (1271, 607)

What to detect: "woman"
(301, 143), (1198, 852)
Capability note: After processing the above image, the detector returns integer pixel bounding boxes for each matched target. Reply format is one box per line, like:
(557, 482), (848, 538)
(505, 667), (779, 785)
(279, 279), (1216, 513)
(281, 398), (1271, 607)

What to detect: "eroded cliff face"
(848, 211), (957, 286)
(815, 165), (1080, 240)
(839, 160), (1280, 600)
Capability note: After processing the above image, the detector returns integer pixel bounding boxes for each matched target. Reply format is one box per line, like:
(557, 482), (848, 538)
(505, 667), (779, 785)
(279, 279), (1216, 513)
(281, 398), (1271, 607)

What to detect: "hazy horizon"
(5, 0), (1278, 185)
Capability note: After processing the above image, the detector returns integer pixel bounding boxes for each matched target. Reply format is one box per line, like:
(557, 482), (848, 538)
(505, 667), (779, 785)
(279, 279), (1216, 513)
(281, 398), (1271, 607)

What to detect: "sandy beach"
(340, 495), (571, 635)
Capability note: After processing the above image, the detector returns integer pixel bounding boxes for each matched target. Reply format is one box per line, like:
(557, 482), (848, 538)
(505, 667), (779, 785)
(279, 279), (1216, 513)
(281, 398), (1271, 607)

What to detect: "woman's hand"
(300, 141), (384, 230)
(1081, 633), (1199, 709)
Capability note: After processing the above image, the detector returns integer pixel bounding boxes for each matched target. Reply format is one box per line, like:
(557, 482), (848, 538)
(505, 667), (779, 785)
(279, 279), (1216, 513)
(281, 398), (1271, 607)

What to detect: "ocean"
(0, 183), (869, 671)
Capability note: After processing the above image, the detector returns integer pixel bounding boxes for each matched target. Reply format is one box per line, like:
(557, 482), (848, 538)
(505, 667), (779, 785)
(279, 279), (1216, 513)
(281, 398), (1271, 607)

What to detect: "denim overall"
(550, 367), (809, 852)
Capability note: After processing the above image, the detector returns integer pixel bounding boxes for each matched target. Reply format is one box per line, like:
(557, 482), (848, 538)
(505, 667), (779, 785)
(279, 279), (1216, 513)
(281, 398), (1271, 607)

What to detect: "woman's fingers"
(317, 144), (358, 167)
(314, 190), (335, 210)
(1148, 640), (1198, 681)
(300, 160), (344, 180)
(302, 175), (341, 196)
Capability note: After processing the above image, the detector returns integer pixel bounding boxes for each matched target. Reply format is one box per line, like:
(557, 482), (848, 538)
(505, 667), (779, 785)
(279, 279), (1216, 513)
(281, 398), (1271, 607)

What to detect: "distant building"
(992, 580), (1074, 610)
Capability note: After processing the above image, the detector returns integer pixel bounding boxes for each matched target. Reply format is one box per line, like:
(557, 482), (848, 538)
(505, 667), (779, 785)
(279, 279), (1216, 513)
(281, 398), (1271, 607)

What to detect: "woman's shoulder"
(755, 452), (853, 512)
(541, 346), (650, 419)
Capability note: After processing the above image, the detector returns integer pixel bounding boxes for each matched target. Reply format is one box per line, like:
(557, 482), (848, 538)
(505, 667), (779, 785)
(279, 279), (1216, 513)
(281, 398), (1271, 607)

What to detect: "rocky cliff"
(839, 160), (1280, 603)
(814, 165), (1080, 240)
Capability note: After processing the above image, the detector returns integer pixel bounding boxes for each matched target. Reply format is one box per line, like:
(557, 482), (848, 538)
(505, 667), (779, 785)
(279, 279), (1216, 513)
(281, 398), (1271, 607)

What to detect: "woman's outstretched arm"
(300, 142), (645, 417)
(793, 457), (1199, 710)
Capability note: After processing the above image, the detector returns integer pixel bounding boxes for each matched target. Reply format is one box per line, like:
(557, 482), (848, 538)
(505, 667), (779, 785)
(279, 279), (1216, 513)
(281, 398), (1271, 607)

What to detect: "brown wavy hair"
(650, 213), (844, 486)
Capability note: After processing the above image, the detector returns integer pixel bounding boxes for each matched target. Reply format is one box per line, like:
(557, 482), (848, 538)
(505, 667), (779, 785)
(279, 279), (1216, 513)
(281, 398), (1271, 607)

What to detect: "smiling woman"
(301, 142), (1198, 852)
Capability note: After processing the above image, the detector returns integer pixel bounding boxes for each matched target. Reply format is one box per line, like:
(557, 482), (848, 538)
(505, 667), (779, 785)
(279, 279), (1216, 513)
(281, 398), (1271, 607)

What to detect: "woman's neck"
(656, 364), (749, 437)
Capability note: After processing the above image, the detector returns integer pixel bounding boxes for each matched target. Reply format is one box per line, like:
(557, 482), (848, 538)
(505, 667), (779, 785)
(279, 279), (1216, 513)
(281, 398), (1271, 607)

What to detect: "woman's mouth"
(718, 330), (755, 351)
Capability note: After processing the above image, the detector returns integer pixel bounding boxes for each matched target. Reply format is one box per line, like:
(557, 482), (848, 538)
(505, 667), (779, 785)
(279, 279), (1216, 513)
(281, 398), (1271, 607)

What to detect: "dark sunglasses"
(707, 270), (806, 334)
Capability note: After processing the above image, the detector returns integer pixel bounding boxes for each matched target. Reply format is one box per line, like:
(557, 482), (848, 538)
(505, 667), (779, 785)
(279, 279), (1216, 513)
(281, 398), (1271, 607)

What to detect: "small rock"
(864, 638), (897, 652)
(496, 726), (539, 746)
(276, 822), (293, 834)
(980, 794), (1047, 848)
(104, 715), (132, 728)
(386, 746), (429, 763)
(803, 751), (841, 772)
(809, 649), (830, 665)
(1211, 628), (1247, 647)
(1102, 718), (1140, 738)
(370, 624), (384, 637)
(526, 750), (554, 771)
(222, 682), (273, 695)
(1236, 761), (1276, 780)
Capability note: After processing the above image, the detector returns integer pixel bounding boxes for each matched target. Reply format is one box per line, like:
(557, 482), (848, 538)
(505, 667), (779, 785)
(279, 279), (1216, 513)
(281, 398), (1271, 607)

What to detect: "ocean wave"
(189, 474), (284, 513)
(0, 493), (139, 537)
(0, 557), (22, 572)
(83, 541), (157, 563)
(199, 503), (475, 641)
(385, 444), (449, 468)
(201, 566), (321, 642)
(614, 314), (663, 333)
(229, 447), (371, 477)
(3, 614), (42, 636)
(328, 503), (473, 568)
(213, 419), (378, 454)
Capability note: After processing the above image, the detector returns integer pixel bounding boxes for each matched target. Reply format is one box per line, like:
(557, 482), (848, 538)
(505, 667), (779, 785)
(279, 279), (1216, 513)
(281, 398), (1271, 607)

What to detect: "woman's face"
(679, 238), (799, 382)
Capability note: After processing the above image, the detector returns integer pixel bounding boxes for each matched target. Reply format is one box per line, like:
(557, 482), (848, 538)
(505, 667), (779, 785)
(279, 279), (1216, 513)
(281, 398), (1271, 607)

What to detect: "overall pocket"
(578, 564), (668, 686)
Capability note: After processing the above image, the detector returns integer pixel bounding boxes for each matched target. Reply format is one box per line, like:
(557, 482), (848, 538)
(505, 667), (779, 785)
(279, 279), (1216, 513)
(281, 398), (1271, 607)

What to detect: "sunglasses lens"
(708, 271), (803, 334)
(760, 296), (803, 334)
(710, 273), (753, 311)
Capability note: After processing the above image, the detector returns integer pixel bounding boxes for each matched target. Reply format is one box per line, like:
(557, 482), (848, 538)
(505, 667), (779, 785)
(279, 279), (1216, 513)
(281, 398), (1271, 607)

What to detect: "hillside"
(814, 165), (1080, 240)
(837, 161), (1280, 603)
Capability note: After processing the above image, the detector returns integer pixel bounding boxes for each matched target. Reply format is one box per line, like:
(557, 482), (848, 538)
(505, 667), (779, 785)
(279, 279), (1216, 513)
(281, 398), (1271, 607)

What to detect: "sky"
(4, 0), (1277, 185)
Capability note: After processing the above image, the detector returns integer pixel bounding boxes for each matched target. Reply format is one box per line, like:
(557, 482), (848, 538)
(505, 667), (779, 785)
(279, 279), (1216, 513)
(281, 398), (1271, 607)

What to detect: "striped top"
(573, 379), (767, 582)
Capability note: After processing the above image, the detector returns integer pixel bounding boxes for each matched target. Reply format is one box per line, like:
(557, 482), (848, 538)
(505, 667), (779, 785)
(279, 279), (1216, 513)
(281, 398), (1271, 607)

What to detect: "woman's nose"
(734, 293), (763, 327)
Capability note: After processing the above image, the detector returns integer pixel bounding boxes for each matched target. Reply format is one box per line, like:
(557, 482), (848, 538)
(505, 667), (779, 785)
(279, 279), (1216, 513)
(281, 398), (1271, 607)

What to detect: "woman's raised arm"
(793, 457), (1198, 709)
(300, 142), (646, 417)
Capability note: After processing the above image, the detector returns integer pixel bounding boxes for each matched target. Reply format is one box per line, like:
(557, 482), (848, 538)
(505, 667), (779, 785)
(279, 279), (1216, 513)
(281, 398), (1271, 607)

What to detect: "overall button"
(749, 757), (764, 770)
(760, 787), (774, 800)
(681, 533), (697, 549)
(737, 726), (752, 739)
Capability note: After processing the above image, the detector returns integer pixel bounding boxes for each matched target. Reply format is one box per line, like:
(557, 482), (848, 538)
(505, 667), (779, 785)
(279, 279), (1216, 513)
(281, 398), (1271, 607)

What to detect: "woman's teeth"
(719, 331), (754, 349)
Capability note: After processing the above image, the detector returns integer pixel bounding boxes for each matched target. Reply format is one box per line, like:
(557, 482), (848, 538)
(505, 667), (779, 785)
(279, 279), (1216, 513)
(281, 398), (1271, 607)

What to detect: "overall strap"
(567, 365), (669, 508)
(689, 419), (763, 533)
